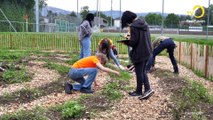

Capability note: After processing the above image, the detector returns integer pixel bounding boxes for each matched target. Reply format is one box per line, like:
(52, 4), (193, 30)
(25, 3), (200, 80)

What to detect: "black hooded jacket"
(126, 18), (152, 63)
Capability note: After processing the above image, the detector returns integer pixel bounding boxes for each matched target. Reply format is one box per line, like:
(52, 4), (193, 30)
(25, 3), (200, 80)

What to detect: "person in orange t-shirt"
(65, 53), (120, 94)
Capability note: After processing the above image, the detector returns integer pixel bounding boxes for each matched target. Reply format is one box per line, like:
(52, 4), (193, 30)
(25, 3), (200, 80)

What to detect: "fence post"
(204, 45), (209, 78)
(32, 36), (36, 49)
(9, 34), (13, 49)
(178, 42), (181, 62)
(190, 43), (193, 68)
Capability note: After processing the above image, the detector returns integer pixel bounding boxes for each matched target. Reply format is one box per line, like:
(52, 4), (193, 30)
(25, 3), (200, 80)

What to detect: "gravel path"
(95, 56), (213, 120)
(1, 55), (212, 119)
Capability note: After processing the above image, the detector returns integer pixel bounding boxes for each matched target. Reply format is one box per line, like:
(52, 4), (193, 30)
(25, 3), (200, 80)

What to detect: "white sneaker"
(138, 89), (154, 100)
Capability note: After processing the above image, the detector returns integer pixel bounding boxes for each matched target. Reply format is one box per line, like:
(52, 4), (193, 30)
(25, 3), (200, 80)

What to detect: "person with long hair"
(97, 38), (125, 70)
(77, 13), (94, 59)
(121, 11), (154, 100)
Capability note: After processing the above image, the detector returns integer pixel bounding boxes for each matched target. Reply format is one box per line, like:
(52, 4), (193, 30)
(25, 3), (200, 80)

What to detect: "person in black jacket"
(121, 11), (154, 100)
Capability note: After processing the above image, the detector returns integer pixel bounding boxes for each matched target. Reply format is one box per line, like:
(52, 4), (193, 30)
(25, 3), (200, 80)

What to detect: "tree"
(145, 13), (162, 26)
(94, 12), (113, 26)
(70, 11), (77, 17)
(165, 13), (180, 28)
(80, 6), (89, 20)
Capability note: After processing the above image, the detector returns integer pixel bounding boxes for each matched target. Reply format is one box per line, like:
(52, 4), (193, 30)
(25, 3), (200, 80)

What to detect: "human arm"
(96, 63), (120, 76)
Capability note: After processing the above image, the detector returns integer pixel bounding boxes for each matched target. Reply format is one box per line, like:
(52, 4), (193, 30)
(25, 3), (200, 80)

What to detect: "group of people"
(64, 11), (179, 100)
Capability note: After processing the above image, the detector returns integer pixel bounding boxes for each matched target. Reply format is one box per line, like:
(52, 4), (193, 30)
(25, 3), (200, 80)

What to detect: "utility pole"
(206, 0), (211, 39)
(35, 0), (39, 32)
(161, 0), (164, 35)
(119, 0), (121, 32)
(111, 0), (113, 27)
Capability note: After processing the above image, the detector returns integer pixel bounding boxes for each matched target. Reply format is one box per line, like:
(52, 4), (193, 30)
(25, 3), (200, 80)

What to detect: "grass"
(0, 49), (31, 62)
(2, 67), (32, 84)
(0, 106), (48, 120)
(58, 101), (85, 119)
(44, 62), (70, 75)
(172, 80), (213, 119)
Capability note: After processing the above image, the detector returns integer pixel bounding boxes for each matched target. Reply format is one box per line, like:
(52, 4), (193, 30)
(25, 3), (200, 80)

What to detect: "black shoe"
(174, 70), (179, 74)
(64, 82), (73, 94)
(128, 91), (142, 96)
(138, 89), (154, 100)
(80, 87), (94, 94)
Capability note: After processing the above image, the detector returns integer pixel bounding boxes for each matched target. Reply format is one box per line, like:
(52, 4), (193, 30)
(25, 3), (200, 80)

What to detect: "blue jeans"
(146, 38), (178, 72)
(68, 68), (98, 90)
(80, 36), (91, 59)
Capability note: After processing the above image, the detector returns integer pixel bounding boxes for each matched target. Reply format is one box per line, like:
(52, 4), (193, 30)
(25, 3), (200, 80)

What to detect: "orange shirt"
(72, 56), (100, 68)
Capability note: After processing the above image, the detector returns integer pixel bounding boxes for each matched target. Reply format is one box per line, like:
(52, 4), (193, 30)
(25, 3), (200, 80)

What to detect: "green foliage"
(0, 106), (48, 120)
(182, 81), (212, 105)
(145, 13), (162, 25)
(44, 62), (70, 75)
(165, 13), (180, 28)
(65, 53), (79, 65)
(2, 68), (31, 84)
(0, 50), (30, 62)
(2, 87), (42, 101)
(172, 80), (213, 119)
(103, 82), (123, 100)
(61, 101), (85, 119)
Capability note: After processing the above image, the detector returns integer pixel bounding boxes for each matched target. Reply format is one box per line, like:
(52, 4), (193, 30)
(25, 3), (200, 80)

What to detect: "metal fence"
(0, 20), (77, 32)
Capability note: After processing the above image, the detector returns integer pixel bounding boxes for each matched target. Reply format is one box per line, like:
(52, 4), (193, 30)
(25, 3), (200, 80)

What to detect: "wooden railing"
(0, 33), (128, 54)
(174, 41), (213, 80)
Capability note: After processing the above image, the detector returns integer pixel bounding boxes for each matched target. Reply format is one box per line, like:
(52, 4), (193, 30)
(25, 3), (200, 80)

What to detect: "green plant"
(61, 101), (85, 119)
(2, 69), (31, 84)
(44, 62), (70, 75)
(103, 82), (123, 100)
(0, 106), (48, 120)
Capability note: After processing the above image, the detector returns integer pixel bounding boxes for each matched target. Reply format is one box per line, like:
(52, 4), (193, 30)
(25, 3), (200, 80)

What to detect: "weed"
(0, 106), (48, 120)
(103, 82), (123, 100)
(2, 68), (31, 84)
(44, 62), (69, 75)
(60, 101), (85, 119)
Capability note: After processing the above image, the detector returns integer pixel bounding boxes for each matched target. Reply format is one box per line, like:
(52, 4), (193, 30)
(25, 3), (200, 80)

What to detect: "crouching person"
(65, 53), (120, 94)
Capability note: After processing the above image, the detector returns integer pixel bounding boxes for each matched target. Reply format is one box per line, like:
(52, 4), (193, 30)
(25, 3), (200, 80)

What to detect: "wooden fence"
(0, 33), (128, 53)
(174, 42), (213, 80)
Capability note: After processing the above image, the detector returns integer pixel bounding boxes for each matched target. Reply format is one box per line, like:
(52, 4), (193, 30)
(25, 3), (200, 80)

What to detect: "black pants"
(134, 60), (150, 94)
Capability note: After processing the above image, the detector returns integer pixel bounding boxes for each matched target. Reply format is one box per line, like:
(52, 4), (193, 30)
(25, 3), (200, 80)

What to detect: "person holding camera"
(121, 11), (154, 100)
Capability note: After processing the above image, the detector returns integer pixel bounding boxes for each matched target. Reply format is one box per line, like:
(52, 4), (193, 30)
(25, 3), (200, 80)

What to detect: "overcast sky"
(46, 0), (210, 15)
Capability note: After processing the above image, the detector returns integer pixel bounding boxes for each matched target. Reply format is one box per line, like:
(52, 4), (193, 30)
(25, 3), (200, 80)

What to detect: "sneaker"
(64, 82), (73, 94)
(128, 91), (142, 96)
(138, 89), (154, 100)
(174, 70), (179, 74)
(80, 87), (94, 94)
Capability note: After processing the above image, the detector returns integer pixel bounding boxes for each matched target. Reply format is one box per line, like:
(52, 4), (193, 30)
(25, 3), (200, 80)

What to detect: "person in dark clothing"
(146, 36), (179, 74)
(121, 11), (154, 100)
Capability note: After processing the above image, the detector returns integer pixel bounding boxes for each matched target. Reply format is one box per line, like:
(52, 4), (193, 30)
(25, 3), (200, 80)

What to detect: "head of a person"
(100, 38), (110, 50)
(121, 11), (137, 29)
(96, 53), (108, 65)
(85, 13), (94, 27)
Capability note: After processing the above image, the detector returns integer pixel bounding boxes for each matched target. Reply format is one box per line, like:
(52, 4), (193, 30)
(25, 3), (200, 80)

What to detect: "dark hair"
(121, 11), (137, 29)
(85, 13), (94, 27)
(99, 38), (111, 60)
